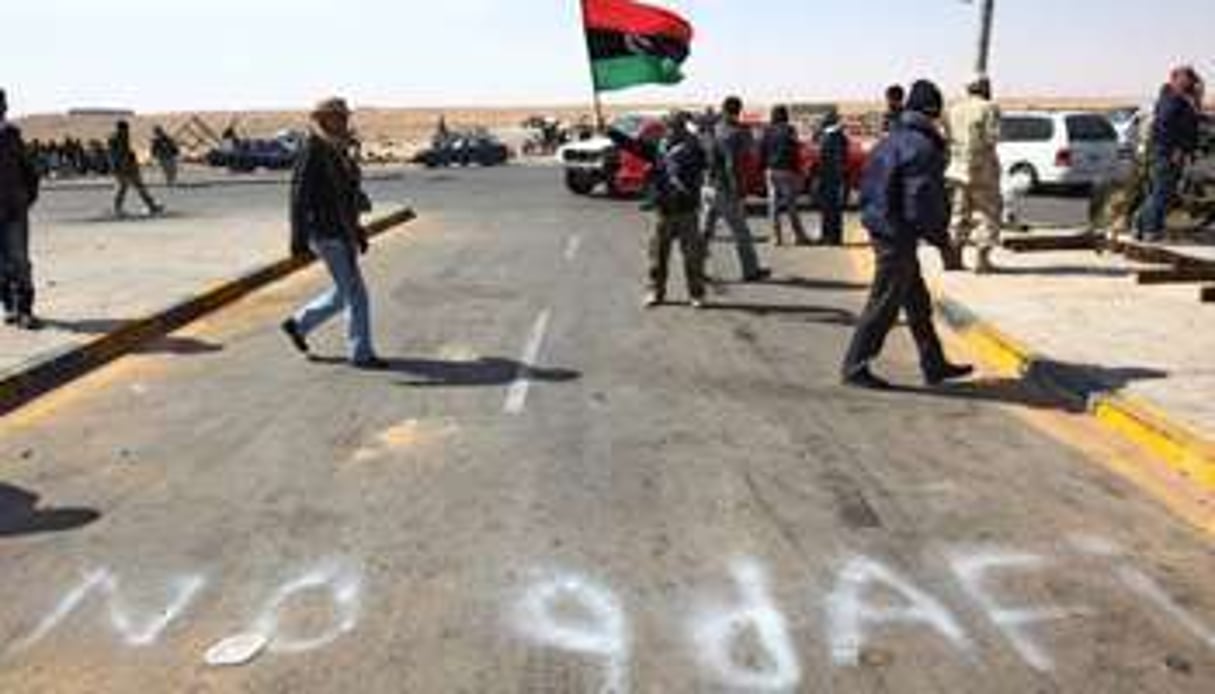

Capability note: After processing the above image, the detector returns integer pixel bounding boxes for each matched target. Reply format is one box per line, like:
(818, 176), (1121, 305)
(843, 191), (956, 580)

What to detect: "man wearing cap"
(944, 76), (1002, 273)
(0, 88), (43, 329)
(108, 120), (164, 217)
(1136, 66), (1203, 241)
(609, 111), (709, 308)
(842, 80), (973, 390)
(281, 97), (385, 369)
(703, 95), (770, 282)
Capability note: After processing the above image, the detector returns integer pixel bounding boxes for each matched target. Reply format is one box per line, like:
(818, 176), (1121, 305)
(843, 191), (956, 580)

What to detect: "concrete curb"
(0, 206), (417, 417)
(933, 291), (1215, 494)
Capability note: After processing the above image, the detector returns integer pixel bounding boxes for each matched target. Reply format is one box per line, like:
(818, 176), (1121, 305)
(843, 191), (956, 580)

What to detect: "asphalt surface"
(1, 167), (1212, 693)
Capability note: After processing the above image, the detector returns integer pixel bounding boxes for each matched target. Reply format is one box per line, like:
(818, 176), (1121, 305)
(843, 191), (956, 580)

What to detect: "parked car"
(206, 132), (304, 172)
(997, 111), (1121, 191)
(412, 132), (511, 168)
(558, 113), (869, 201)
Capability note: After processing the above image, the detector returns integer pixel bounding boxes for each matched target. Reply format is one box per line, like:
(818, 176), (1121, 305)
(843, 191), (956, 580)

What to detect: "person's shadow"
(309, 355), (581, 388)
(0, 484), (100, 538)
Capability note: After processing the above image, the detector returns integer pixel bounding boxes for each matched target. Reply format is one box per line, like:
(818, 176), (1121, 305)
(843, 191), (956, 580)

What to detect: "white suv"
(998, 111), (1122, 190)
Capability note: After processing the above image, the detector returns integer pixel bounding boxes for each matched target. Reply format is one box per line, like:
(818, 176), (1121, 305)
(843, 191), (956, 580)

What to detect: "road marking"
(504, 309), (553, 415)
(564, 234), (582, 262)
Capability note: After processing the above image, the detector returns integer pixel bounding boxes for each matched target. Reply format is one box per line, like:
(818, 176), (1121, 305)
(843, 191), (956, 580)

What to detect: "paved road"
(1, 168), (1212, 693)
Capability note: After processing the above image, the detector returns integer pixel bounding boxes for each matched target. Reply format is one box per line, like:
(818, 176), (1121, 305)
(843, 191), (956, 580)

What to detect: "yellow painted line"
(840, 217), (1214, 533)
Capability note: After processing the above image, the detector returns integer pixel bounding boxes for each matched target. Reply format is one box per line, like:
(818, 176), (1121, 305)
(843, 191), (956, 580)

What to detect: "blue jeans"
(1136, 156), (1182, 237)
(293, 238), (375, 362)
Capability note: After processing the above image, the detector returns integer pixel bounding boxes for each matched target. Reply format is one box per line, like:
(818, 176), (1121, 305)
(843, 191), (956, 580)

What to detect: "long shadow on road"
(310, 356), (581, 388)
(0, 483), (100, 538)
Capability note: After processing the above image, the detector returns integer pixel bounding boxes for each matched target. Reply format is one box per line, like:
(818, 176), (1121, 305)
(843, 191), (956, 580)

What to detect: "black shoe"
(3, 312), (16, 326)
(15, 314), (43, 331)
(925, 362), (975, 386)
(280, 319), (310, 355)
(842, 368), (893, 390)
(743, 268), (772, 283)
(352, 356), (389, 371)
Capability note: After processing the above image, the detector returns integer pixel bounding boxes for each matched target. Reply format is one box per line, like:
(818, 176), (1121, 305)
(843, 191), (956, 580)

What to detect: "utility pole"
(974, 0), (996, 76)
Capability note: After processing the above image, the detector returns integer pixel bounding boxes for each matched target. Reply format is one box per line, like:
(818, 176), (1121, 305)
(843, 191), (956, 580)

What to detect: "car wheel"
(1009, 164), (1039, 193)
(565, 170), (596, 195)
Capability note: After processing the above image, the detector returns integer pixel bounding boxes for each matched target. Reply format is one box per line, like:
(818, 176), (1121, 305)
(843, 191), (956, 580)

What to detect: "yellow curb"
(841, 218), (1215, 507)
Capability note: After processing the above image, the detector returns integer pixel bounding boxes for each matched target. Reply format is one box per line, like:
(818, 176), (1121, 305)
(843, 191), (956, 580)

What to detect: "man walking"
(609, 112), (708, 309)
(150, 126), (180, 187)
(703, 96), (770, 282)
(842, 80), (973, 390)
(944, 76), (1002, 273)
(760, 105), (811, 247)
(0, 88), (43, 329)
(109, 121), (163, 217)
(816, 111), (850, 246)
(281, 97), (385, 370)
(1136, 66), (1202, 241)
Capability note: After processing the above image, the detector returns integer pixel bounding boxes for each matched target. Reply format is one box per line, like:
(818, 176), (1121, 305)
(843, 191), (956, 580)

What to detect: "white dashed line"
(563, 234), (582, 262)
(504, 309), (553, 415)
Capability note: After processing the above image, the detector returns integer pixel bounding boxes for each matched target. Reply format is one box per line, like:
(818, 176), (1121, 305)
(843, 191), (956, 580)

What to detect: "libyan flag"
(583, 0), (693, 92)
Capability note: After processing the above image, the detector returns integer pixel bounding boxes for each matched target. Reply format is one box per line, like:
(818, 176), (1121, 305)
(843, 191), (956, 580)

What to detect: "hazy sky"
(4, 0), (1212, 115)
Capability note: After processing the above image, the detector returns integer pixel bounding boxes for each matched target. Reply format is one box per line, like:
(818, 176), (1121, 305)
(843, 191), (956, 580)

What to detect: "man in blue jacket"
(842, 80), (973, 390)
(1136, 66), (1203, 241)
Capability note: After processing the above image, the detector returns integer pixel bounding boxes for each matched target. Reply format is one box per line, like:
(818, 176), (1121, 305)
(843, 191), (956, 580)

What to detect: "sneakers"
(924, 362), (975, 386)
(743, 268), (772, 283)
(690, 297), (707, 310)
(643, 291), (664, 308)
(280, 319), (310, 355)
(842, 367), (893, 391)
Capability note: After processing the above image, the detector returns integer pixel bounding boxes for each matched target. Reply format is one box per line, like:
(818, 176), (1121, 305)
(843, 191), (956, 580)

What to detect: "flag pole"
(579, 0), (607, 131)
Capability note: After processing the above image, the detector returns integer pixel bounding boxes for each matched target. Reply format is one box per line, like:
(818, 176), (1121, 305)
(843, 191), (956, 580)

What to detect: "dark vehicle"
(206, 133), (303, 172)
(413, 132), (511, 168)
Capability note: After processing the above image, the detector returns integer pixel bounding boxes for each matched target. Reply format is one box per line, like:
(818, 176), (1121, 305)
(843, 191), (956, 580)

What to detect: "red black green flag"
(582, 0), (693, 92)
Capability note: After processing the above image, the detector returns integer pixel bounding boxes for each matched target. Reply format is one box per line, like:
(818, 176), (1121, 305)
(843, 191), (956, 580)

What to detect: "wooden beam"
(1001, 233), (1098, 253)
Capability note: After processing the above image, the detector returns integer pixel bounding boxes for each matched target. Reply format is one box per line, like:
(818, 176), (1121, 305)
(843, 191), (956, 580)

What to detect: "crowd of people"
(27, 137), (113, 178)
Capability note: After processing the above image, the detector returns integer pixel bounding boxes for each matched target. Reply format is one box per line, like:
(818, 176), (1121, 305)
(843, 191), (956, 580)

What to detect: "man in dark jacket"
(703, 96), (770, 282)
(0, 88), (43, 329)
(760, 105), (811, 246)
(281, 97), (384, 369)
(842, 80), (973, 390)
(882, 84), (906, 134)
(816, 110), (850, 246)
(610, 111), (709, 308)
(1136, 66), (1203, 240)
(109, 120), (163, 217)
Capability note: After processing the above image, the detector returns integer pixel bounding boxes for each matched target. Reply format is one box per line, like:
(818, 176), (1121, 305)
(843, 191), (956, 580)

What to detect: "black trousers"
(843, 245), (946, 378)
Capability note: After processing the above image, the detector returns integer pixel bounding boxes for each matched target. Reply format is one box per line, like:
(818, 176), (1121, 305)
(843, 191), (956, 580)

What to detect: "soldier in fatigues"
(609, 112), (709, 308)
(1092, 97), (1157, 241)
(944, 76), (1002, 273)
(0, 88), (43, 329)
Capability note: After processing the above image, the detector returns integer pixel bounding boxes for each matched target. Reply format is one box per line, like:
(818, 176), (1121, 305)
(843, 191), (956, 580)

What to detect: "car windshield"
(1066, 114), (1118, 142)
(1000, 116), (1054, 142)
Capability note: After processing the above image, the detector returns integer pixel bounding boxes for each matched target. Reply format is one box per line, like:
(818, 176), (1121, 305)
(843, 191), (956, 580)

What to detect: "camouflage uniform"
(1092, 110), (1154, 240)
(945, 93), (1003, 258)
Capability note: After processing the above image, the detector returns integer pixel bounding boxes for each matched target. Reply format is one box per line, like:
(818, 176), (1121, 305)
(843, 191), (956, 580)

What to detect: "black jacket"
(859, 112), (950, 251)
(290, 134), (366, 255)
(0, 123), (39, 222)
(608, 128), (706, 215)
(760, 123), (800, 172)
(1153, 89), (1200, 160)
